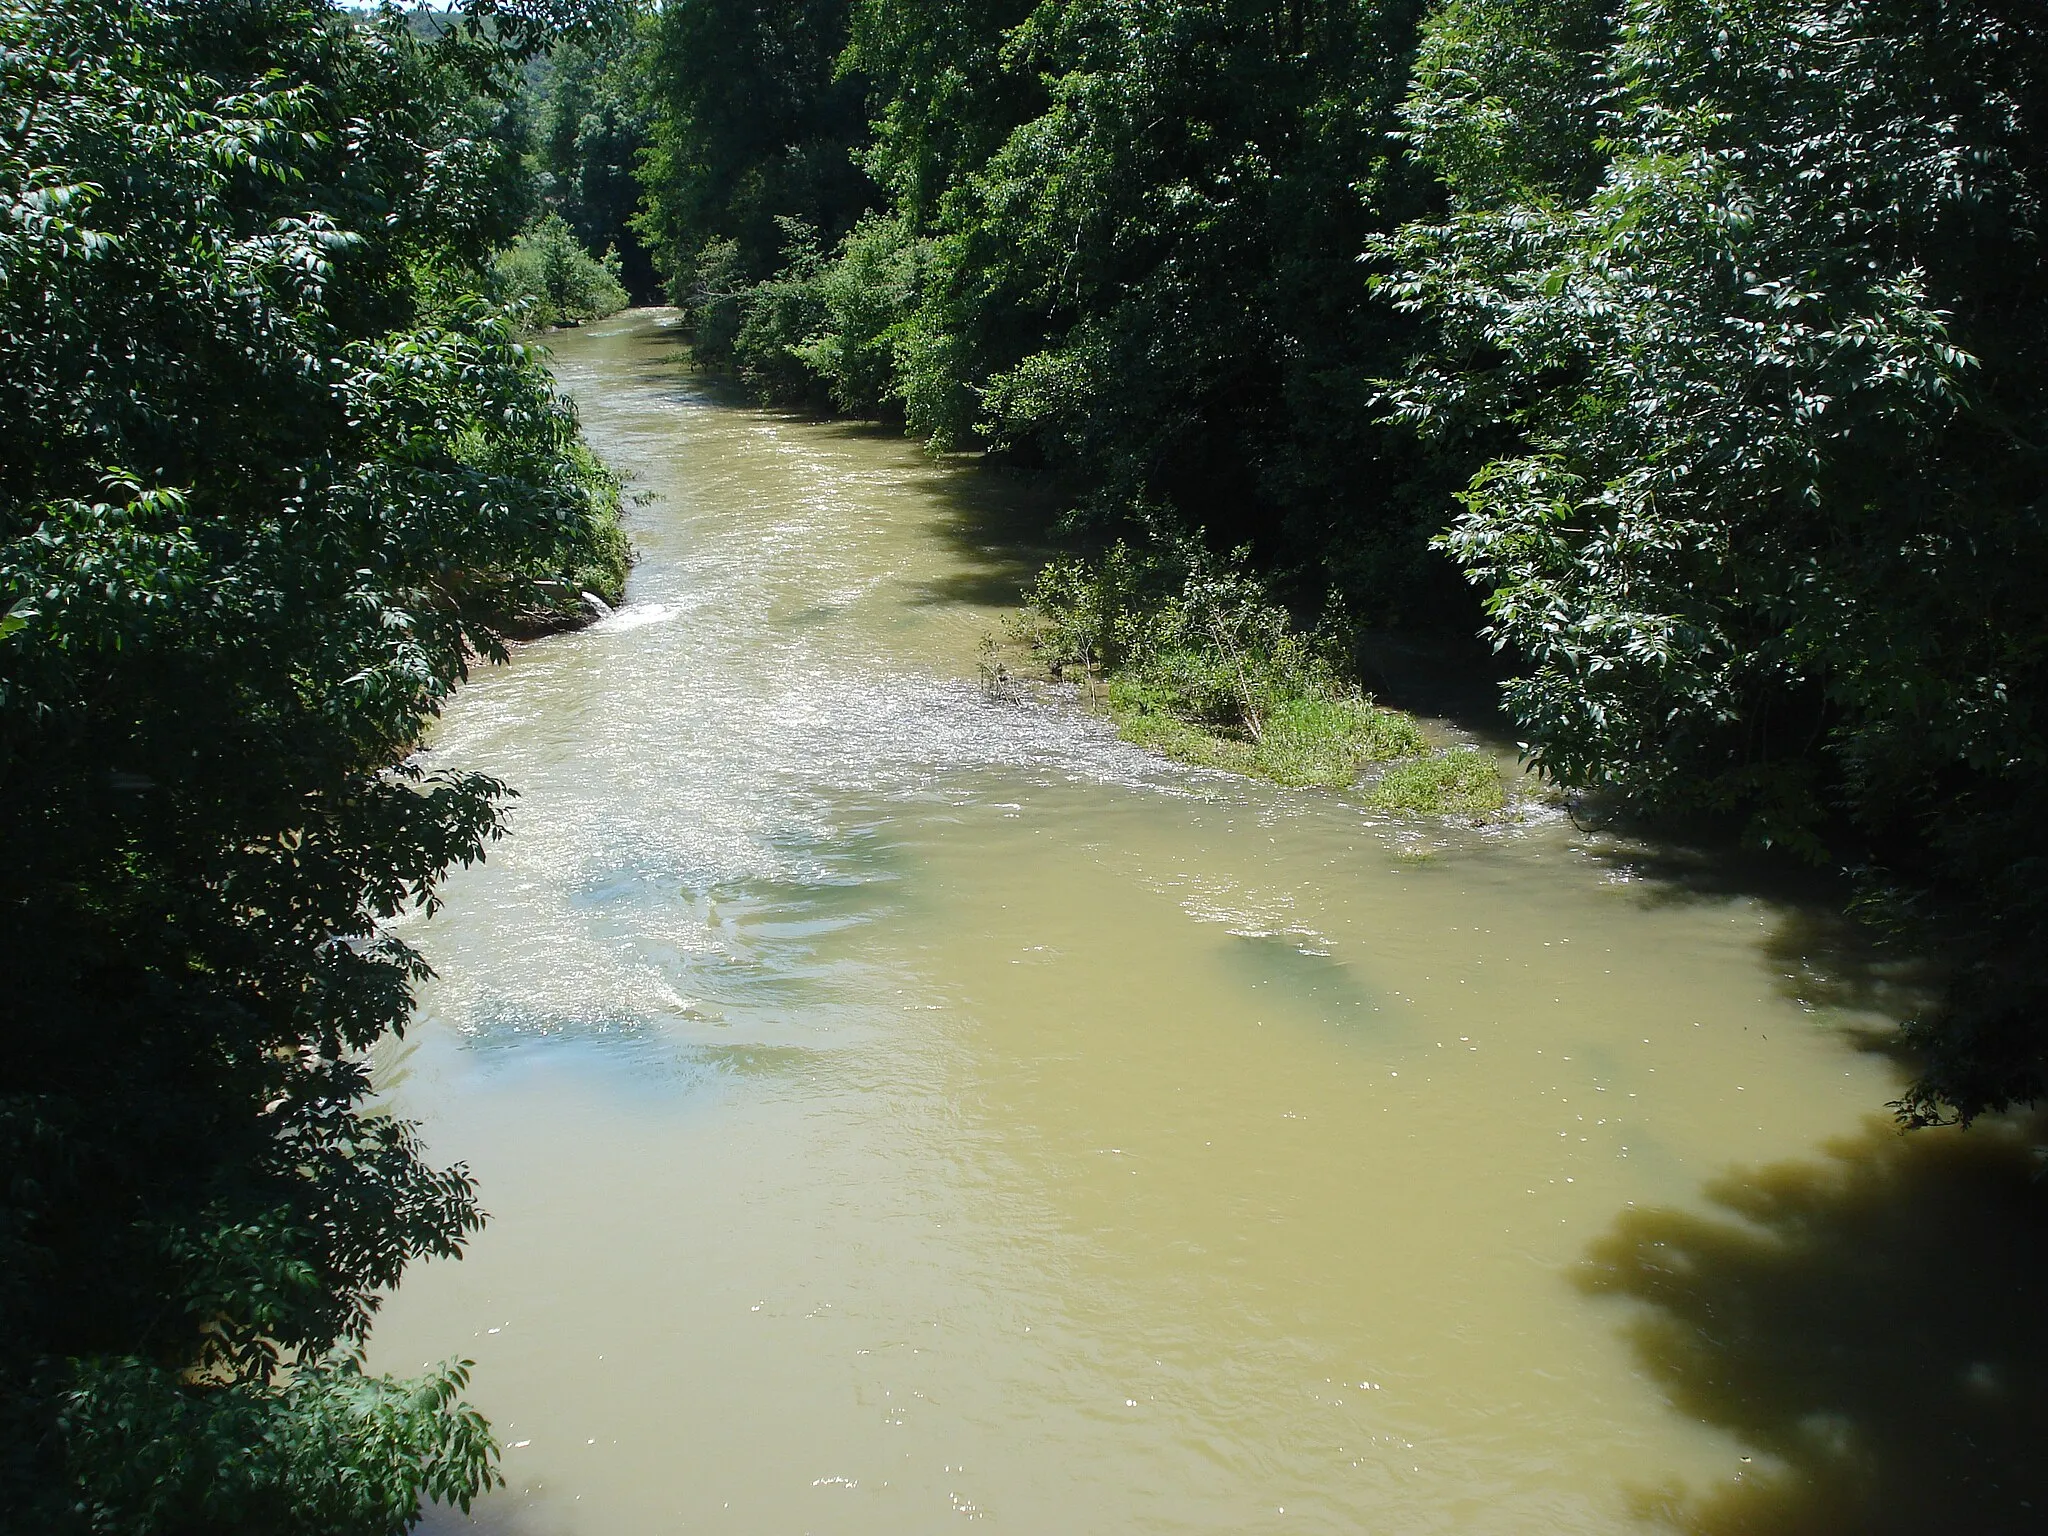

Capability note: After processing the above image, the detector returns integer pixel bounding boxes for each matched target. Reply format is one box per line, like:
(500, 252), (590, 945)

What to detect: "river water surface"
(370, 312), (2034, 1535)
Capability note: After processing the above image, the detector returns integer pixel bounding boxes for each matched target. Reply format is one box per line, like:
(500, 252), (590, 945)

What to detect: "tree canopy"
(0, 0), (626, 1528)
(1386, 0), (2048, 1120)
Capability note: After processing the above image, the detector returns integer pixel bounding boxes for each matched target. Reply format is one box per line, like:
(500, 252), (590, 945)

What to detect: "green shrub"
(492, 212), (629, 329)
(795, 212), (929, 413)
(728, 220), (831, 403)
(675, 235), (750, 360)
(688, 215), (931, 411)
(525, 442), (632, 613)
(1017, 541), (1436, 791)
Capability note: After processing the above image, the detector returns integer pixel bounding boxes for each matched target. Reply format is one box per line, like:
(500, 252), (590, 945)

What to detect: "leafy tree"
(634, 0), (874, 351)
(1385, 0), (2048, 1121)
(907, 0), (1444, 589)
(790, 210), (929, 412)
(526, 18), (659, 299)
(0, 0), (625, 1528)
(841, 0), (1044, 229)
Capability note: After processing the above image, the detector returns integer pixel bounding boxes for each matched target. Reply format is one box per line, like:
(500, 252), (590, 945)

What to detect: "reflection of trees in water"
(1582, 1119), (2048, 1535)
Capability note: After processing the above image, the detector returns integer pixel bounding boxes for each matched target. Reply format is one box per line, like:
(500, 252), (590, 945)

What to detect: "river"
(371, 310), (2043, 1535)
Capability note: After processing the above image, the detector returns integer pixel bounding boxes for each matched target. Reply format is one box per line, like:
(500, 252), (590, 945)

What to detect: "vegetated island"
(984, 542), (1508, 818)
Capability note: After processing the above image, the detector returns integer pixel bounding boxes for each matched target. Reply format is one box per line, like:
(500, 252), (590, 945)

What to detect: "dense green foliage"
(635, 0), (873, 362)
(522, 20), (659, 297)
(0, 0), (626, 1529)
(492, 209), (631, 326)
(1385, 0), (2048, 1121)
(623, 0), (2048, 1125)
(871, 0), (1450, 603)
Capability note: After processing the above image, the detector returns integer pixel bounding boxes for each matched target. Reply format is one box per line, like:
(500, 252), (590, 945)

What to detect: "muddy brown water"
(372, 311), (2045, 1535)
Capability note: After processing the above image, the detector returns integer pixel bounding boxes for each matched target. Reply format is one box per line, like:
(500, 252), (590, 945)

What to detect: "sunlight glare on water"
(370, 311), (1914, 1536)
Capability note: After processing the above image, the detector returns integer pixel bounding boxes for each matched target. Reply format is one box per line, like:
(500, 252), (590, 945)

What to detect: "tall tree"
(0, 1), (626, 1528)
(529, 19), (660, 299)
(635, 0), (874, 312)
(1385, 0), (2048, 1120)
(886, 0), (1450, 615)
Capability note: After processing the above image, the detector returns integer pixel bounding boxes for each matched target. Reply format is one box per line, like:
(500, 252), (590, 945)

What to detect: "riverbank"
(498, 440), (634, 639)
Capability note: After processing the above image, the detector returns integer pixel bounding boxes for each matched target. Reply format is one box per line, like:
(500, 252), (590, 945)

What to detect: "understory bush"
(792, 212), (928, 413)
(676, 215), (929, 411)
(492, 212), (629, 329)
(508, 440), (632, 627)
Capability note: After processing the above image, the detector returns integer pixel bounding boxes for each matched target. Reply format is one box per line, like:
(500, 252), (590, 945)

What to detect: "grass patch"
(1258, 695), (1428, 786)
(1365, 748), (1505, 816)
(1107, 682), (1429, 788)
(1108, 682), (1260, 775)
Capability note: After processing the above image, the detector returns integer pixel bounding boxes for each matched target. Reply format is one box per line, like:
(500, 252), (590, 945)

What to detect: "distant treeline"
(544, 0), (2048, 1126)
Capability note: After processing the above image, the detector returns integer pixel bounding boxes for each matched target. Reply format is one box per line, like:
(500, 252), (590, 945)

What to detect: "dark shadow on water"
(837, 437), (1060, 613)
(1584, 838), (1938, 1077)
(902, 563), (1040, 610)
(1353, 625), (1520, 744)
(414, 1496), (568, 1536)
(1582, 1116), (2048, 1534)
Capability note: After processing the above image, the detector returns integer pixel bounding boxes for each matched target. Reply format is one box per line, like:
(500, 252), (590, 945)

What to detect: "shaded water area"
(374, 311), (2048, 1535)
